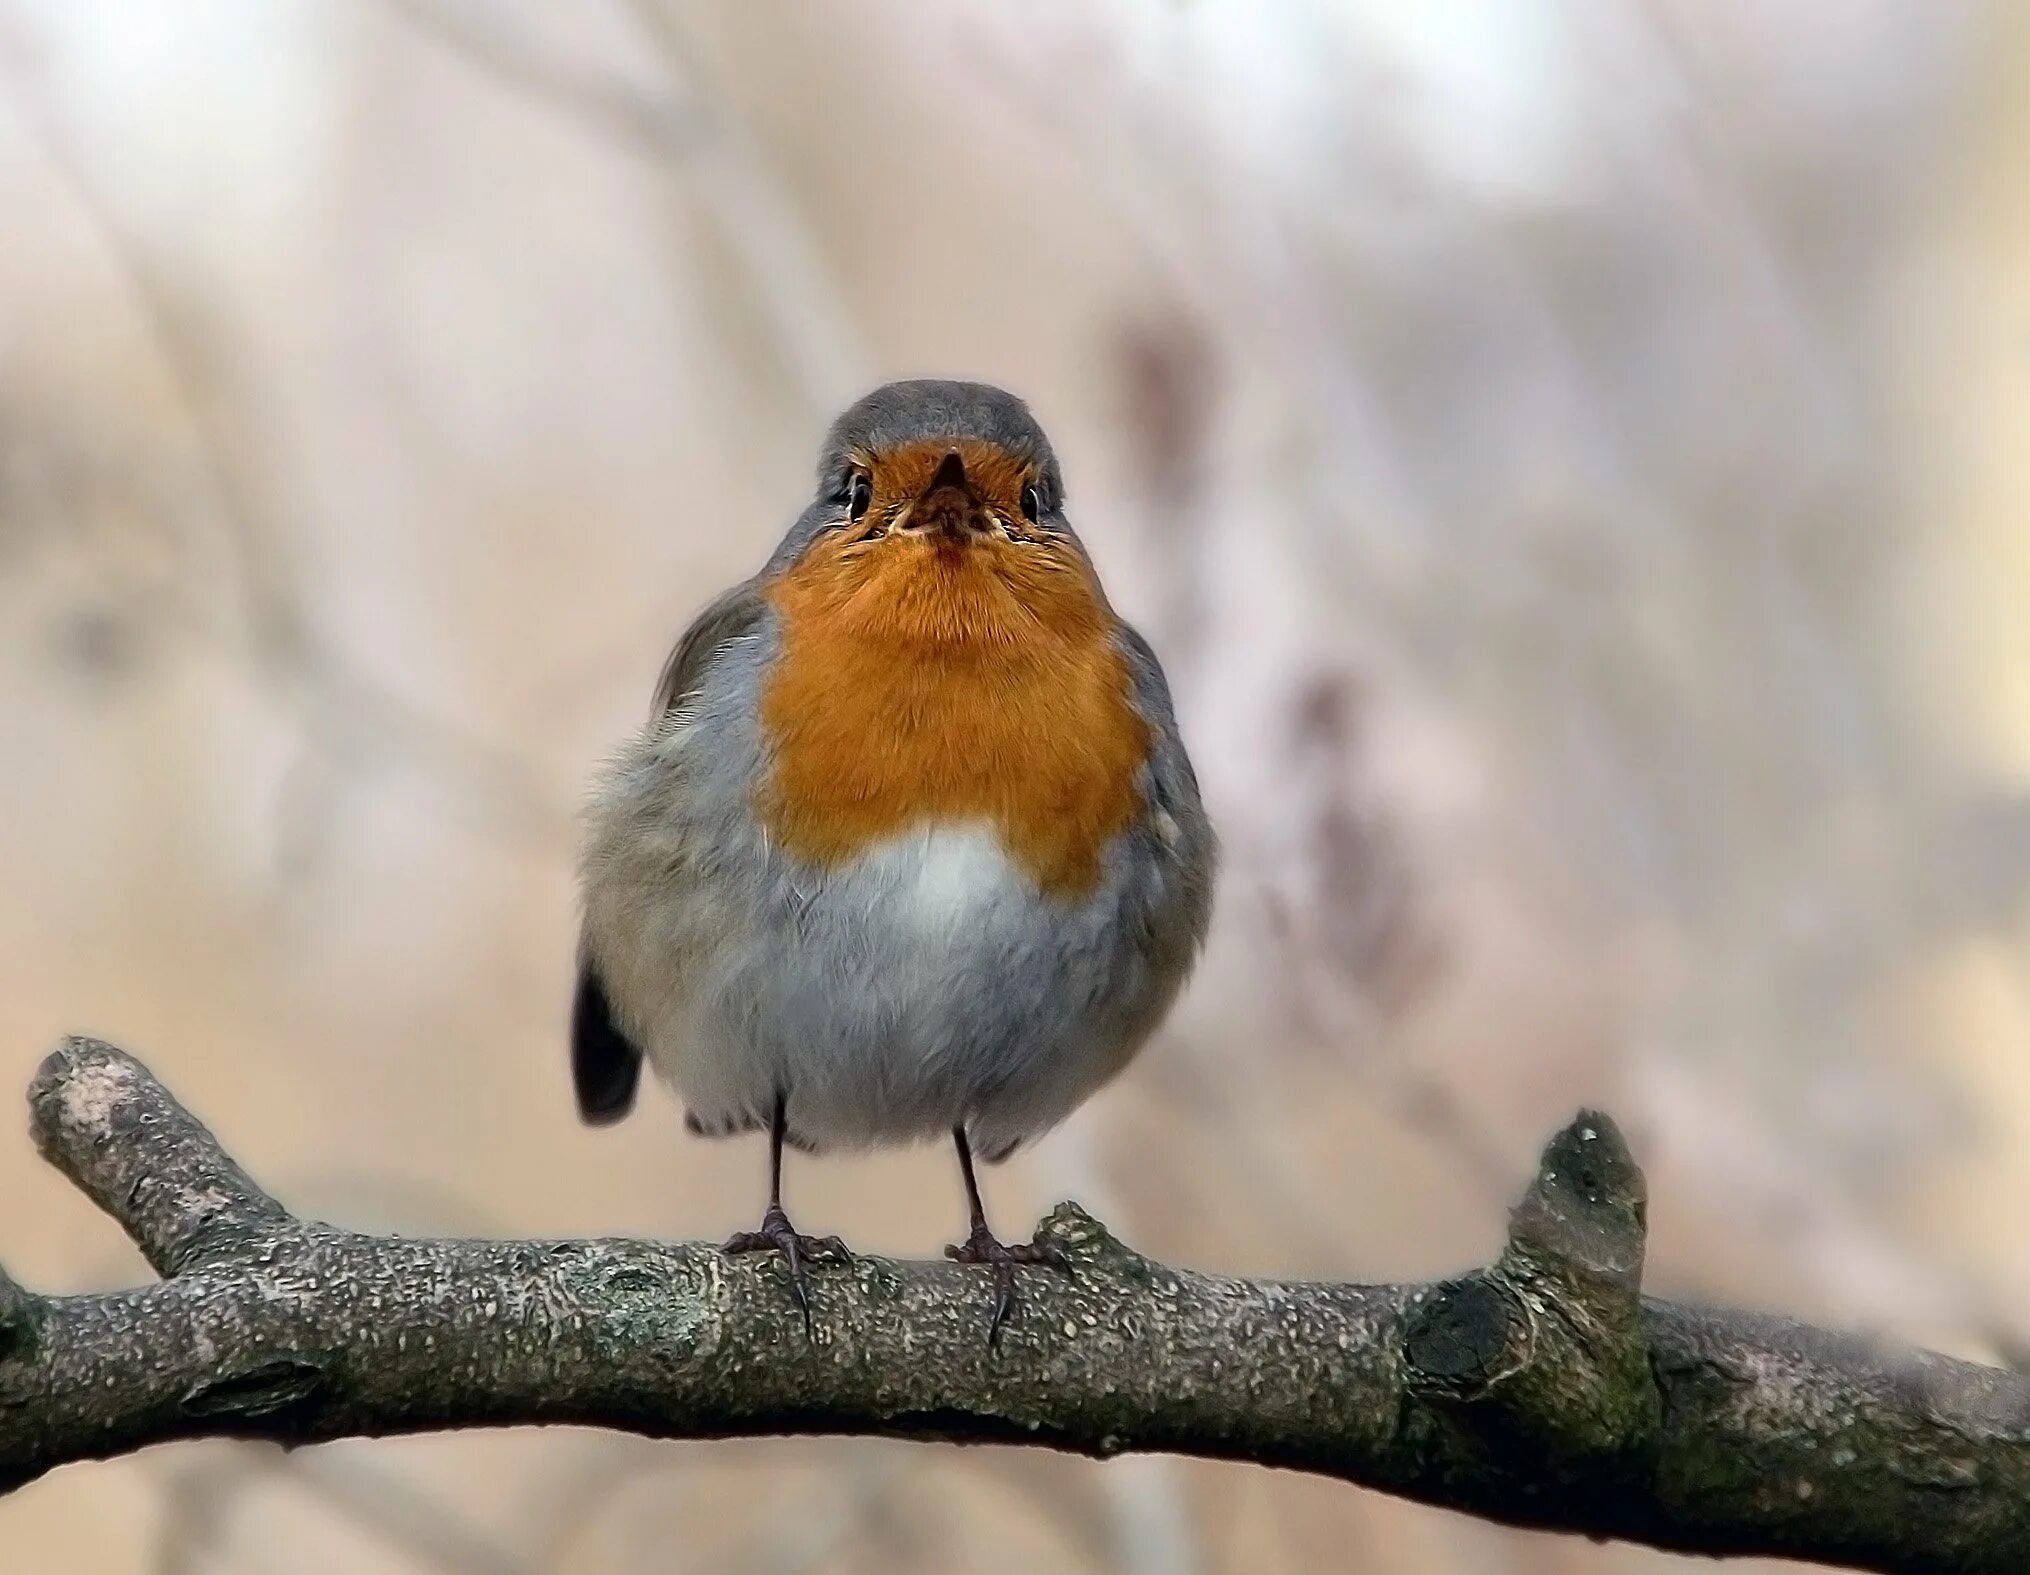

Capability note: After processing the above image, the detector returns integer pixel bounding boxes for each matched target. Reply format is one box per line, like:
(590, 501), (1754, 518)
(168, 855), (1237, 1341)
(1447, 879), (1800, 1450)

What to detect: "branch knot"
(0, 1269), (37, 1363)
(1406, 1110), (1660, 1464)
(1037, 1202), (1138, 1268)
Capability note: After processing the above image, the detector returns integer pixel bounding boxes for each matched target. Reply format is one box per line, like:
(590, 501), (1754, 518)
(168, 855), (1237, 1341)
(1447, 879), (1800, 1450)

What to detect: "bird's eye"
(1020, 483), (1043, 523)
(848, 471), (873, 521)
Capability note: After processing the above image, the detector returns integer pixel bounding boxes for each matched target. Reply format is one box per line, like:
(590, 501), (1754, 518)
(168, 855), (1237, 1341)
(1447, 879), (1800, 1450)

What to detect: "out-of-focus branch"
(378, 0), (704, 159)
(1, 80), (567, 855)
(376, 0), (865, 415)
(2, 1038), (2026, 1574)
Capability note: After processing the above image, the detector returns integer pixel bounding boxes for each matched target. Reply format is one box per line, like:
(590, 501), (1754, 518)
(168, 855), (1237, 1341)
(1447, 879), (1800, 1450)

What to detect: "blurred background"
(1, 0), (2027, 1569)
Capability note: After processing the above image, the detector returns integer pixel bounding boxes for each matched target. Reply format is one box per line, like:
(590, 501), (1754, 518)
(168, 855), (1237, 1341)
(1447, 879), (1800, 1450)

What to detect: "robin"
(573, 379), (1216, 1338)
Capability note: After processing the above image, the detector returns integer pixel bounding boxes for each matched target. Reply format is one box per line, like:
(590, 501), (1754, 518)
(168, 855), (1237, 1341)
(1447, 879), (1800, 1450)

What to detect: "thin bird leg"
(722, 1094), (848, 1336)
(944, 1125), (1070, 1344)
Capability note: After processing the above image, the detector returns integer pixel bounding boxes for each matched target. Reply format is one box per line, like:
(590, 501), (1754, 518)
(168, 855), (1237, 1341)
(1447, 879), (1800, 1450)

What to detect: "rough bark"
(2, 1037), (2025, 1572)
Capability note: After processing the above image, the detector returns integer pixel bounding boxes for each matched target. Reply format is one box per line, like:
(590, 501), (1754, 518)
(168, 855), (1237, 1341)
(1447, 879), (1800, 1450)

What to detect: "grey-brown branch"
(3, 1039), (2026, 1572)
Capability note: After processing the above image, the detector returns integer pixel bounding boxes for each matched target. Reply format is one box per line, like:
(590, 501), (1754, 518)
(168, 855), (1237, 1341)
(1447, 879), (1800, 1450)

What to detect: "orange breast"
(756, 531), (1150, 897)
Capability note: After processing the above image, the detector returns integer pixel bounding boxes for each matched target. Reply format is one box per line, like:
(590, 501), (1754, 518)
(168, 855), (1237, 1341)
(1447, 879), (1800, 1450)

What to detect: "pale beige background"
(2, 2), (2028, 1570)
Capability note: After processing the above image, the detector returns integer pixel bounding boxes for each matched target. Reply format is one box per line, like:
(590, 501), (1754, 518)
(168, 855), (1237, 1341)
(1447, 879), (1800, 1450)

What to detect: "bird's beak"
(905, 449), (983, 540)
(925, 449), (970, 497)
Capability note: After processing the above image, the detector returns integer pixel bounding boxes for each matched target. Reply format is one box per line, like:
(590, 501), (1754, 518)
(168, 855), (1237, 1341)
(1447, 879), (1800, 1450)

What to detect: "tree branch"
(1, 1039), (2024, 1571)
(28, 1040), (291, 1277)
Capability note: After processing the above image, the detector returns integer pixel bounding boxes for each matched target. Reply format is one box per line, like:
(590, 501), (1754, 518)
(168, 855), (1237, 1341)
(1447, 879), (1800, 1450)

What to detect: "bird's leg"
(943, 1125), (1070, 1344)
(722, 1094), (848, 1337)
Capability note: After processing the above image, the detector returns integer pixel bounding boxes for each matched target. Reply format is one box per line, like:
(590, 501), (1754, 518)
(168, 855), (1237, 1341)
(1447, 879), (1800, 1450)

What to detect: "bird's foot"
(944, 1225), (1071, 1345)
(723, 1206), (850, 1338)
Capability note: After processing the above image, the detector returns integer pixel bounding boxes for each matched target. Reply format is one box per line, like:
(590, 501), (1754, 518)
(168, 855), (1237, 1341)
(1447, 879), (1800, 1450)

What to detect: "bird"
(573, 379), (1216, 1339)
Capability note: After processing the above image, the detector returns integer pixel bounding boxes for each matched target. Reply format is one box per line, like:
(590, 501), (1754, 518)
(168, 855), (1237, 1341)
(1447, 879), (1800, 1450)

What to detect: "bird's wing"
(1117, 623), (1213, 849)
(649, 578), (770, 722)
(1115, 620), (1219, 949)
(572, 579), (770, 1126)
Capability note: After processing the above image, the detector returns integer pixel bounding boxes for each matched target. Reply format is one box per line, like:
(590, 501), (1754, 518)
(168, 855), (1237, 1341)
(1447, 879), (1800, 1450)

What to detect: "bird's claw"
(945, 1225), (1072, 1345)
(723, 1205), (850, 1339)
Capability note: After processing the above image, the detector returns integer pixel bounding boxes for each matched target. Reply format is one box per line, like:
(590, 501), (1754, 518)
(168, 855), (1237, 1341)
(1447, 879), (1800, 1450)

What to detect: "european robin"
(574, 380), (1216, 1337)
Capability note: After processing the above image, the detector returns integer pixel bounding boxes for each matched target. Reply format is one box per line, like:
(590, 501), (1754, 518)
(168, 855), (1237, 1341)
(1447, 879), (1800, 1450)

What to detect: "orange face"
(756, 439), (1150, 897)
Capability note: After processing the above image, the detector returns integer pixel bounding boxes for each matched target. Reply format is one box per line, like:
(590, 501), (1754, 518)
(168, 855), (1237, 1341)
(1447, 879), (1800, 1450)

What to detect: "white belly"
(661, 819), (1148, 1155)
(876, 822), (1026, 938)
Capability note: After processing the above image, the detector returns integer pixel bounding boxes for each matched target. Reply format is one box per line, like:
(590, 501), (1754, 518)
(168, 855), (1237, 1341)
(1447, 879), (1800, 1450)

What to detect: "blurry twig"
(2, 85), (293, 666)
(378, 0), (704, 160)
(378, 0), (866, 418)
(157, 1447), (532, 1575)
(1636, 1055), (2030, 1356)
(1, 72), (568, 861)
(624, 0), (867, 415)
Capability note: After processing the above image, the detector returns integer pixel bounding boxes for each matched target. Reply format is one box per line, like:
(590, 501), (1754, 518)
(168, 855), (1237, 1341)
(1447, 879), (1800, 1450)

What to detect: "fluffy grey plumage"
(576, 381), (1215, 1174)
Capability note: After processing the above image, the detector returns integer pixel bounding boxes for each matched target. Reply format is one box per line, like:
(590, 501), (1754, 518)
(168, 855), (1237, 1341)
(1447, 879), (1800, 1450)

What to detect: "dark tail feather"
(572, 964), (642, 1125)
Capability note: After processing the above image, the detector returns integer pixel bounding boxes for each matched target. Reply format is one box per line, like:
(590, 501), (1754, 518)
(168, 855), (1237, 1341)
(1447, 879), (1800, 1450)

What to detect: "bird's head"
(779, 381), (1099, 647)
(815, 380), (1066, 552)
